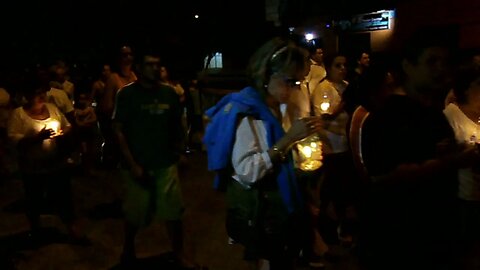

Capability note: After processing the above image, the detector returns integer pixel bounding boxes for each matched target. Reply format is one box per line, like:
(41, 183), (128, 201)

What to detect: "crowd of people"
(204, 27), (480, 270)
(0, 25), (479, 270)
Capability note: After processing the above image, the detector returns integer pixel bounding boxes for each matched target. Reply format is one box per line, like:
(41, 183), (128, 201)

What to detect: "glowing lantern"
(296, 134), (323, 171)
(319, 93), (331, 114)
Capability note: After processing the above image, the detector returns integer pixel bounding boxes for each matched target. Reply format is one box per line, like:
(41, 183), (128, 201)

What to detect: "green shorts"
(121, 164), (184, 227)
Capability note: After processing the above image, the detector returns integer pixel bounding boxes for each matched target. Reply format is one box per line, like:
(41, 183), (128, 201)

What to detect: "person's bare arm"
(112, 121), (143, 178)
(371, 145), (479, 186)
(102, 75), (117, 117)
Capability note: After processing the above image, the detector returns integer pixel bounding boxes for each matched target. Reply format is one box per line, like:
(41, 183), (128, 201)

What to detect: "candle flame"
(46, 120), (60, 135)
(320, 102), (330, 112)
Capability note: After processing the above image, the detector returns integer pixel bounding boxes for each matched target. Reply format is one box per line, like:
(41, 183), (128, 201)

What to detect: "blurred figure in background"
(50, 60), (75, 101)
(74, 90), (98, 176)
(0, 87), (13, 179)
(100, 45), (137, 168)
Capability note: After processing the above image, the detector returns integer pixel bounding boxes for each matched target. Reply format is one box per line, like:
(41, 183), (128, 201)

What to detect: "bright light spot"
(194, 14), (199, 19)
(305, 33), (314, 41)
(320, 102), (330, 112)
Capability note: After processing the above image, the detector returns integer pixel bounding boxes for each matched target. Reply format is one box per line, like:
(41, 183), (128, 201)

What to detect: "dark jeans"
(22, 169), (74, 230)
(319, 152), (359, 242)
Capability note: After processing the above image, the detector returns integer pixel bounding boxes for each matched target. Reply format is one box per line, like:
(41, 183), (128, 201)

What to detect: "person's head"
(159, 66), (169, 82)
(0, 88), (10, 107)
(51, 64), (67, 83)
(357, 52), (370, 69)
(23, 74), (50, 109)
(310, 48), (324, 65)
(247, 37), (310, 104)
(357, 62), (396, 110)
(304, 41), (324, 65)
(101, 64), (111, 79)
(75, 91), (92, 109)
(137, 54), (161, 83)
(453, 65), (480, 110)
(119, 45), (134, 66)
(35, 67), (52, 91)
(472, 53), (480, 69)
(401, 27), (454, 101)
(324, 53), (347, 83)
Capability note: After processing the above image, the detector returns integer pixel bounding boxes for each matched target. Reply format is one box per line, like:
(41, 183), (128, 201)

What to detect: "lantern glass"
(296, 134), (323, 171)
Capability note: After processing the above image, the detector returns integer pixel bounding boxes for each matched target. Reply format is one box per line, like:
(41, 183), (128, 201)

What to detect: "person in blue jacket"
(203, 37), (323, 270)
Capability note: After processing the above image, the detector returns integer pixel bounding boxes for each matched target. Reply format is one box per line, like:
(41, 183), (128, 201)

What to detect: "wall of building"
(394, 0), (480, 49)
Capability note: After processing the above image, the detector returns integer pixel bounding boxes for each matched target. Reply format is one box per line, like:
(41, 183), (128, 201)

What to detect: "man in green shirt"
(113, 53), (196, 269)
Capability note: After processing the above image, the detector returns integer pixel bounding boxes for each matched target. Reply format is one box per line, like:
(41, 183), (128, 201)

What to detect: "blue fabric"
(203, 87), (302, 213)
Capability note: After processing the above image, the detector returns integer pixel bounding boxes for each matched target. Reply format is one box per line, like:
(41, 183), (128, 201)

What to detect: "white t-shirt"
(7, 103), (71, 173)
(443, 103), (480, 201)
(305, 60), (327, 93)
(47, 87), (74, 114)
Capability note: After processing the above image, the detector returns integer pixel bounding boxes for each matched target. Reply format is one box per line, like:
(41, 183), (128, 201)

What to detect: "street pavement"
(0, 151), (360, 270)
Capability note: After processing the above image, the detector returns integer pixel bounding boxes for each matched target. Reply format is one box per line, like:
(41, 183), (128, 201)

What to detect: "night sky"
(0, 0), (269, 70)
(0, 0), (399, 87)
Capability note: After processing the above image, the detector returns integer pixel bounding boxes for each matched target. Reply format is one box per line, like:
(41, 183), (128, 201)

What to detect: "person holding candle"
(283, 42), (330, 268)
(7, 77), (87, 244)
(204, 37), (323, 269)
(443, 64), (480, 270)
(310, 53), (358, 249)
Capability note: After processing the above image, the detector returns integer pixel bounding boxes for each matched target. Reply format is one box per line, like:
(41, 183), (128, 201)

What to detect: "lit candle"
(320, 101), (330, 112)
(319, 93), (331, 113)
(46, 120), (60, 136)
(296, 135), (323, 171)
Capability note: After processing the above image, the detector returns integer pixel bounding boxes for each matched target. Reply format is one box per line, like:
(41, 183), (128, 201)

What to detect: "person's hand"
(286, 116), (323, 143)
(456, 143), (480, 168)
(38, 126), (55, 140)
(133, 165), (155, 188)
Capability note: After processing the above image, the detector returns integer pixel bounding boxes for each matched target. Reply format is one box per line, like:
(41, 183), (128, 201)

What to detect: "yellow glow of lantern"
(46, 120), (60, 136)
(320, 102), (330, 112)
(319, 92), (332, 114)
(296, 134), (323, 171)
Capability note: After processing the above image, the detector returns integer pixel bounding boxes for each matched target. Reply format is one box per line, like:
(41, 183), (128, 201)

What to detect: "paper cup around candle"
(46, 120), (60, 136)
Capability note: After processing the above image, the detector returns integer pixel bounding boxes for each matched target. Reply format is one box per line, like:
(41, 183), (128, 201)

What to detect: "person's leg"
(119, 169), (148, 265)
(165, 219), (195, 268)
(48, 168), (89, 243)
(22, 173), (44, 234)
(120, 221), (138, 265)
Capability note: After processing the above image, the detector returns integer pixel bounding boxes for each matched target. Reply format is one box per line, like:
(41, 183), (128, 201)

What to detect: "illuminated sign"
(335, 10), (395, 32)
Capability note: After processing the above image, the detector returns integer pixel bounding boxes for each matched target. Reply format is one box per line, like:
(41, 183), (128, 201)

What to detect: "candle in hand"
(296, 135), (323, 171)
(46, 120), (60, 136)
